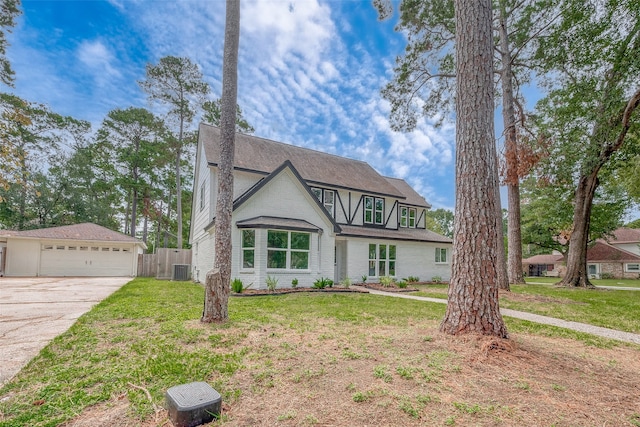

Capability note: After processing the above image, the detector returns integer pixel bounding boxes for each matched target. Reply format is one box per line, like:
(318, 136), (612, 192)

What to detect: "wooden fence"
(137, 248), (192, 279)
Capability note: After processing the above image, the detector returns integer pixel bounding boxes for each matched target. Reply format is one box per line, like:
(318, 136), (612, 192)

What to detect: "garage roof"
(0, 223), (145, 246)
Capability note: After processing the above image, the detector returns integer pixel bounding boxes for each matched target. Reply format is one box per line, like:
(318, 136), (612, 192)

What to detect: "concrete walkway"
(357, 287), (640, 345)
(0, 277), (132, 386)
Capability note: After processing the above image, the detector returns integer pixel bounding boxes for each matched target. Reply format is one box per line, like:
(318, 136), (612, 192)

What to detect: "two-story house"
(189, 124), (452, 289)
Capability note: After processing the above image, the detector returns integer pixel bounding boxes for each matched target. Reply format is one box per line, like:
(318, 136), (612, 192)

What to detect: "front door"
(588, 264), (599, 278)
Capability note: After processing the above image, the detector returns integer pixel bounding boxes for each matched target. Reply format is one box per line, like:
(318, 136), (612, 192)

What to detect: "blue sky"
(7, 0), (458, 210)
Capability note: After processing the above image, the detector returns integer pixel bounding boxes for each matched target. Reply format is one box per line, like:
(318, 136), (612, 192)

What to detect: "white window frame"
(625, 263), (640, 272)
(400, 207), (408, 228)
(241, 229), (255, 270)
(375, 198), (384, 225)
(311, 187), (335, 217)
(364, 196), (374, 224)
(199, 182), (206, 211)
(368, 243), (396, 277)
(435, 247), (448, 264)
(408, 208), (416, 228)
(364, 196), (384, 225)
(267, 230), (310, 271)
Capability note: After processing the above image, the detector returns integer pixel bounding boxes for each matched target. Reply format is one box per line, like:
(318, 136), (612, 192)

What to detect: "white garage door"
(40, 244), (134, 276)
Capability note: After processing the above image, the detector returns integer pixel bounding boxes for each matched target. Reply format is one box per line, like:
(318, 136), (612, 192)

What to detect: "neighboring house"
(586, 228), (640, 279)
(189, 124), (452, 289)
(0, 223), (146, 277)
(522, 253), (564, 277)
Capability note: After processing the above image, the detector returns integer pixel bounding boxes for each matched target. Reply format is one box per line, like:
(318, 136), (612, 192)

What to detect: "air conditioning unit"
(172, 264), (191, 281)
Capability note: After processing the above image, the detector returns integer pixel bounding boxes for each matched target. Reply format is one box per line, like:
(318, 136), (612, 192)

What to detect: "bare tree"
(440, 0), (508, 337)
(202, 0), (240, 323)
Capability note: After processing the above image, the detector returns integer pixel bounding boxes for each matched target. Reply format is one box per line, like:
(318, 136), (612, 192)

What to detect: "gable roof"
(0, 223), (145, 246)
(587, 240), (640, 262)
(606, 227), (640, 244)
(522, 254), (564, 265)
(384, 177), (431, 208)
(205, 161), (341, 233)
(199, 123), (407, 200)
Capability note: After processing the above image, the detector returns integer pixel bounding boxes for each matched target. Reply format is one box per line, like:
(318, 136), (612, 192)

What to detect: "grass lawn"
(413, 282), (640, 334)
(525, 277), (640, 288)
(1, 278), (639, 426)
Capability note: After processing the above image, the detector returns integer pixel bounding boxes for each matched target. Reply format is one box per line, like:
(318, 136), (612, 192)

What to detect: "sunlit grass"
(1, 278), (636, 427)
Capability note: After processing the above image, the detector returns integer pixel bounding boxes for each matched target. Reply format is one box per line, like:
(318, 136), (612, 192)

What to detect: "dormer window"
(364, 196), (385, 225)
(400, 206), (416, 228)
(311, 187), (335, 217)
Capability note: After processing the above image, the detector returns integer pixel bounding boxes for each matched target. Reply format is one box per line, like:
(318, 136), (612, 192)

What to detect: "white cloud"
(77, 40), (122, 84)
(9, 0), (458, 208)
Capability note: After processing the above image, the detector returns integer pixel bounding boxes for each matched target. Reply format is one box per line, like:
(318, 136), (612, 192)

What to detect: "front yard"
(413, 281), (640, 334)
(1, 278), (639, 426)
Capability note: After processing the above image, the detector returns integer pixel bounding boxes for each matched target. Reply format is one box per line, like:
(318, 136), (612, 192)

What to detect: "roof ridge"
(200, 122), (371, 166)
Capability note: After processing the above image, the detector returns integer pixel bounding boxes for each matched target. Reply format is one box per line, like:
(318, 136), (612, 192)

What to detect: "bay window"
(267, 230), (310, 270)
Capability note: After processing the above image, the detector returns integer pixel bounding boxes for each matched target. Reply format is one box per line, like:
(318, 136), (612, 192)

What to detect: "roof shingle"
(587, 241), (640, 262)
(338, 225), (452, 243)
(200, 124), (408, 200)
(0, 223), (144, 245)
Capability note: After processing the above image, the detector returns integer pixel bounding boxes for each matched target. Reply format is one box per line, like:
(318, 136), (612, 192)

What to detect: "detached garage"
(0, 223), (146, 277)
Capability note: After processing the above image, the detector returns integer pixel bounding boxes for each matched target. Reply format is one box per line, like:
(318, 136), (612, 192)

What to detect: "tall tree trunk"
(124, 190), (131, 235)
(156, 201), (163, 251)
(131, 139), (140, 238)
(165, 192), (171, 248)
(495, 163), (510, 291)
(130, 188), (138, 238)
(142, 191), (149, 244)
(560, 173), (599, 288)
(561, 88), (640, 287)
(498, 2), (525, 285)
(18, 151), (27, 230)
(202, 0), (240, 323)
(176, 140), (183, 249)
(440, 0), (508, 337)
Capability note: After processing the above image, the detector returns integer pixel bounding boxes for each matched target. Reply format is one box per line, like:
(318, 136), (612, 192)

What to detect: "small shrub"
(397, 280), (408, 288)
(313, 277), (333, 289)
(406, 276), (420, 283)
(231, 278), (244, 293)
(361, 275), (368, 283)
(600, 272), (614, 280)
(431, 275), (443, 283)
(340, 277), (352, 288)
(291, 278), (299, 288)
(266, 275), (278, 291)
(380, 276), (395, 287)
(231, 278), (252, 293)
(352, 391), (371, 402)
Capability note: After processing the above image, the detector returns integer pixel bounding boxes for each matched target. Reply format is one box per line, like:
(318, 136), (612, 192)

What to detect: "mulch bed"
(356, 283), (419, 292)
(231, 286), (369, 297)
(231, 281), (450, 296)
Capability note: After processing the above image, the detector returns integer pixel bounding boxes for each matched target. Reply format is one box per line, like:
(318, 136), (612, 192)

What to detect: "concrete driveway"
(0, 277), (132, 386)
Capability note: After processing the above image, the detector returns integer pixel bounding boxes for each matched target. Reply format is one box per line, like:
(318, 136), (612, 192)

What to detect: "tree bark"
(495, 163), (510, 291)
(498, 1), (525, 285)
(560, 88), (640, 288)
(560, 173), (599, 288)
(176, 131), (183, 248)
(440, 0), (508, 337)
(202, 0), (240, 323)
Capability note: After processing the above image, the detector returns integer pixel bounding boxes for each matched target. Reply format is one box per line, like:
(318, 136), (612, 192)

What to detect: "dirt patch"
(58, 394), (163, 427)
(63, 324), (640, 426)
